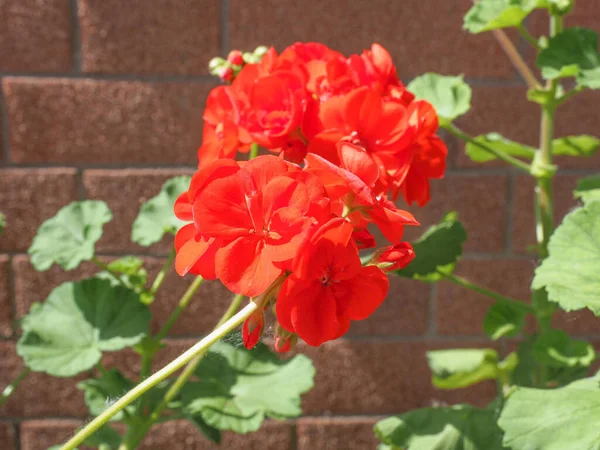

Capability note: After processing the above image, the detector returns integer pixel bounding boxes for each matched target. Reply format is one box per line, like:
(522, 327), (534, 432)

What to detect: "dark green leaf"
(131, 176), (191, 247)
(83, 424), (122, 448)
(427, 348), (499, 389)
(553, 135), (600, 157)
(17, 278), (151, 376)
(537, 27), (600, 88)
(187, 415), (222, 444)
(78, 369), (135, 421)
(28, 200), (112, 271)
(499, 373), (600, 450)
(406, 74), (471, 127)
(375, 403), (506, 450)
(181, 341), (315, 433)
(396, 212), (467, 281)
(574, 174), (600, 204)
(532, 201), (600, 315)
(483, 301), (527, 340)
(465, 133), (535, 163)
(464, 0), (539, 34)
(533, 329), (595, 368)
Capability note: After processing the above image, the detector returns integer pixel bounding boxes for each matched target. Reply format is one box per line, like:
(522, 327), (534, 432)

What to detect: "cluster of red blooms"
(175, 42), (447, 351)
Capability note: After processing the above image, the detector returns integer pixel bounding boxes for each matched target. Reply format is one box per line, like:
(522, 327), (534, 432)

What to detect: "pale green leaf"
(537, 27), (600, 88)
(553, 135), (600, 157)
(464, 0), (539, 34)
(407, 74), (471, 126)
(465, 133), (535, 163)
(375, 403), (506, 450)
(131, 176), (191, 247)
(532, 201), (600, 315)
(17, 278), (151, 376)
(181, 340), (315, 433)
(499, 373), (600, 450)
(574, 174), (600, 204)
(28, 201), (112, 271)
(427, 348), (499, 389)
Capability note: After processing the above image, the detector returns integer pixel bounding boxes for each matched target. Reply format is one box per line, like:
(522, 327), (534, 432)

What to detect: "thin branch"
(492, 29), (541, 89)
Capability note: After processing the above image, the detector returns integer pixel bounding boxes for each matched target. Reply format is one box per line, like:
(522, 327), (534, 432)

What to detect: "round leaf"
(532, 201), (600, 315)
(131, 176), (191, 247)
(375, 403), (507, 450)
(407, 74), (471, 127)
(484, 301), (527, 340)
(499, 374), (600, 450)
(463, 0), (539, 34)
(28, 200), (112, 271)
(17, 278), (151, 376)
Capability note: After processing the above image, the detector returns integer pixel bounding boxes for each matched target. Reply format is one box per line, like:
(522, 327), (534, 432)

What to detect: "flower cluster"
(175, 42), (446, 350)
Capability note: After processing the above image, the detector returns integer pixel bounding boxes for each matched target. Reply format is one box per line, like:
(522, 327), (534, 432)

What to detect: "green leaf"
(552, 135), (600, 157)
(95, 256), (148, 292)
(483, 301), (527, 340)
(574, 174), (600, 204)
(181, 340), (315, 433)
(78, 369), (134, 421)
(131, 176), (191, 247)
(396, 212), (467, 281)
(0, 212), (5, 236)
(463, 0), (539, 34)
(17, 278), (151, 376)
(533, 329), (595, 368)
(465, 133), (536, 163)
(532, 201), (600, 315)
(537, 28), (600, 88)
(375, 403), (506, 450)
(406, 74), (471, 127)
(187, 415), (222, 444)
(427, 348), (499, 389)
(499, 373), (600, 450)
(28, 200), (112, 271)
(82, 424), (122, 448)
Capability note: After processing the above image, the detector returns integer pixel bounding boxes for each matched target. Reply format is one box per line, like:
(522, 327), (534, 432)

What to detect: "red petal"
(174, 224), (218, 279)
(342, 265), (389, 321)
(174, 191), (193, 221)
(337, 141), (379, 187)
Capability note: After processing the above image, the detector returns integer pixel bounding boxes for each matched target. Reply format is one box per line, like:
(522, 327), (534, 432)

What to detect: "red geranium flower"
(276, 218), (389, 346)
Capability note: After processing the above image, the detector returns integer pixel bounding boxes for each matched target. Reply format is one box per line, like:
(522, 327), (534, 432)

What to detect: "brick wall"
(0, 1), (599, 449)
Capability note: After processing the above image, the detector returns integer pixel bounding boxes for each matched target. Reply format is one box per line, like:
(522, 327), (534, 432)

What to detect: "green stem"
(445, 124), (532, 173)
(437, 270), (533, 312)
(121, 294), (246, 450)
(491, 29), (541, 89)
(154, 276), (204, 342)
(0, 367), (30, 408)
(249, 142), (259, 160)
(517, 24), (542, 50)
(92, 257), (131, 290)
(59, 301), (258, 450)
(146, 249), (176, 302)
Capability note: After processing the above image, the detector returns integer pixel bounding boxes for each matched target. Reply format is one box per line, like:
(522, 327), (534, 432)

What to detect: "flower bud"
(227, 50), (244, 66)
(274, 323), (297, 353)
(253, 45), (269, 58)
(208, 56), (225, 73)
(372, 242), (415, 272)
(242, 309), (265, 350)
(218, 66), (234, 82)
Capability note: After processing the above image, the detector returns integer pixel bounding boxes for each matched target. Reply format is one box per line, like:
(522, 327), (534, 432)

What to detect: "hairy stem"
(146, 249), (176, 302)
(59, 301), (258, 450)
(249, 142), (259, 159)
(154, 276), (204, 342)
(517, 24), (542, 50)
(491, 29), (541, 89)
(445, 124), (532, 173)
(0, 367), (31, 408)
(437, 271), (533, 312)
(121, 294), (246, 449)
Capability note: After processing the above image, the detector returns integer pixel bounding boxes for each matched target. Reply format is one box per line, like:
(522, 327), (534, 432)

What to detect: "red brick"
(553, 309), (600, 337)
(0, 342), (89, 418)
(511, 174), (581, 254)
(0, 169), (78, 252)
(404, 174), (509, 253)
(301, 339), (494, 415)
(78, 0), (220, 75)
(348, 276), (430, 337)
(229, 0), (515, 79)
(0, 423), (15, 450)
(436, 259), (535, 335)
(83, 169), (194, 254)
(20, 420), (84, 450)
(297, 417), (380, 450)
(140, 419), (292, 450)
(4, 78), (213, 165)
(0, 256), (13, 337)
(0, 0), (72, 72)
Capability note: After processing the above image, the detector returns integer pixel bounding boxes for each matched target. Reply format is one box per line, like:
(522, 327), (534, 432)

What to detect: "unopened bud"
(227, 50), (244, 66)
(371, 242), (415, 272)
(218, 65), (234, 82)
(242, 310), (265, 350)
(274, 323), (297, 353)
(208, 56), (225, 73)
